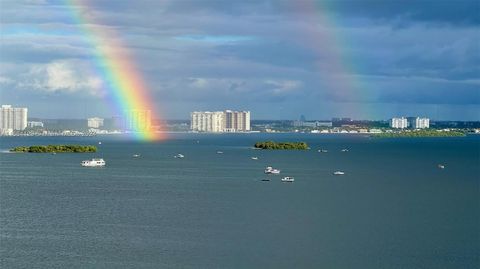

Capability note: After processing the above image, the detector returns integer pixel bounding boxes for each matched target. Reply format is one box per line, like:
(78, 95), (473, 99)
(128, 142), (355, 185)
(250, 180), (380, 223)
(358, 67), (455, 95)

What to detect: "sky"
(0, 0), (479, 121)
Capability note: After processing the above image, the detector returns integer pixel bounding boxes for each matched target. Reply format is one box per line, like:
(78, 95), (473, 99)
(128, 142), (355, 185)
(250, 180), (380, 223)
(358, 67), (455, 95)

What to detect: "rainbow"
(293, 0), (373, 119)
(67, 0), (165, 141)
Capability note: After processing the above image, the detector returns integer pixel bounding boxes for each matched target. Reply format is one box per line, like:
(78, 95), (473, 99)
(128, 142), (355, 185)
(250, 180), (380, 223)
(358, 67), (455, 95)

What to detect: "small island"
(10, 145), (97, 153)
(373, 129), (466, 138)
(254, 141), (309, 150)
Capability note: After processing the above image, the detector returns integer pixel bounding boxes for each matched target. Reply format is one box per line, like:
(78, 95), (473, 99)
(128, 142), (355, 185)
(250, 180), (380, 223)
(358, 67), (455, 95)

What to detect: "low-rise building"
(27, 121), (44, 128)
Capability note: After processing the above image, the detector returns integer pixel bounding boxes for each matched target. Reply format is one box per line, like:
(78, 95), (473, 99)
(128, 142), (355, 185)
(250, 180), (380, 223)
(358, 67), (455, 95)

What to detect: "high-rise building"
(191, 110), (250, 132)
(390, 117), (408, 129)
(407, 117), (430, 129)
(224, 110), (250, 132)
(0, 105), (28, 132)
(87, 117), (104, 129)
(125, 109), (151, 131)
(190, 111), (224, 132)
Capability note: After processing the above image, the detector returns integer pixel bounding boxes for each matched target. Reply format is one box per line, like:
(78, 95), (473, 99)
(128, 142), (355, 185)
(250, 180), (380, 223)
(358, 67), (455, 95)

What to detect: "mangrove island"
(254, 141), (309, 150)
(10, 145), (97, 153)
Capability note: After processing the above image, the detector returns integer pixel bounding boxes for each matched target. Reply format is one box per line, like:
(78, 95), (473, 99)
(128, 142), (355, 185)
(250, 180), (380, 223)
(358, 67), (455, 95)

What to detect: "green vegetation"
(10, 145), (97, 153)
(373, 129), (466, 138)
(254, 141), (309, 150)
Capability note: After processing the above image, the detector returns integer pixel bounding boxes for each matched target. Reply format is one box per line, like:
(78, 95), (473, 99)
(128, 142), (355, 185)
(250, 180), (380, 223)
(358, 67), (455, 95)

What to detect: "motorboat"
(261, 178), (270, 181)
(264, 166), (280, 174)
(216, 151), (224, 154)
(341, 149), (349, 152)
(438, 164), (445, 169)
(333, 171), (345, 175)
(281, 176), (294, 182)
(81, 158), (105, 167)
(174, 154), (185, 158)
(251, 157), (258, 160)
(133, 154), (140, 158)
(318, 149), (328, 153)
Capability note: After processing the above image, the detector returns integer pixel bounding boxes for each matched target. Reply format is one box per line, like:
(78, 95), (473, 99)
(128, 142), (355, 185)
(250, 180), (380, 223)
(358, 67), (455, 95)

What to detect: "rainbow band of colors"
(67, 0), (164, 141)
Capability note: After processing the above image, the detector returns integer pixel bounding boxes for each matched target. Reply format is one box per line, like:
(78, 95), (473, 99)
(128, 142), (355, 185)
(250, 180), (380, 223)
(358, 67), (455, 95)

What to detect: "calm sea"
(1, 133), (479, 269)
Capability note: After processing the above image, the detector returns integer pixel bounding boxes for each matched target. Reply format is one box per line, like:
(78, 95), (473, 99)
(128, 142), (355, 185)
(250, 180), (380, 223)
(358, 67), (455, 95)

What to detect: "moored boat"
(264, 166), (280, 174)
(281, 176), (294, 182)
(81, 158), (105, 167)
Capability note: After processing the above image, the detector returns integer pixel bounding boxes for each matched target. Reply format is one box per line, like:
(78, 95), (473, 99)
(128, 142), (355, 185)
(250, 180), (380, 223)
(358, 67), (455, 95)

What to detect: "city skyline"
(1, 0), (479, 121)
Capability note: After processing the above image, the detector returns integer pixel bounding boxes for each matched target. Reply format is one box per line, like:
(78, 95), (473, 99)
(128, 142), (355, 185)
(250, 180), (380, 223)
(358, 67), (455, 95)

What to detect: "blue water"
(1, 133), (479, 268)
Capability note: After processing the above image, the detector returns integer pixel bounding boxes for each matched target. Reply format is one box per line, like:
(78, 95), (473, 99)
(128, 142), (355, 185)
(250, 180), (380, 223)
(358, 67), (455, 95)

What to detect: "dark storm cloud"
(328, 0), (480, 26)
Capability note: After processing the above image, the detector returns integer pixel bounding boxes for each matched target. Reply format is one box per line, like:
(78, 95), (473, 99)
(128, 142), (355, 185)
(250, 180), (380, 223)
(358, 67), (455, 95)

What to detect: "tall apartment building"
(0, 105), (28, 131)
(191, 110), (251, 132)
(87, 117), (104, 129)
(407, 117), (430, 129)
(224, 110), (250, 132)
(191, 111), (224, 132)
(125, 109), (151, 131)
(390, 117), (408, 129)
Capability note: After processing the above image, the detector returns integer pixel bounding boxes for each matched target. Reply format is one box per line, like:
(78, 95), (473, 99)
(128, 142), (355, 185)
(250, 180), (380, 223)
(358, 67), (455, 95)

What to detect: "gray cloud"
(0, 0), (479, 120)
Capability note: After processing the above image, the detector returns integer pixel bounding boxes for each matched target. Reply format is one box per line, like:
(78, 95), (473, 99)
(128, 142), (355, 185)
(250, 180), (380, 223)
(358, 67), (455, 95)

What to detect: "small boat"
(81, 158), (105, 167)
(51, 152), (56, 155)
(341, 149), (349, 152)
(333, 171), (345, 175)
(216, 151), (223, 154)
(318, 149), (328, 153)
(98, 142), (102, 145)
(251, 157), (258, 160)
(438, 164), (445, 169)
(281, 176), (294, 182)
(133, 154), (140, 158)
(261, 178), (270, 181)
(174, 154), (185, 158)
(264, 166), (280, 174)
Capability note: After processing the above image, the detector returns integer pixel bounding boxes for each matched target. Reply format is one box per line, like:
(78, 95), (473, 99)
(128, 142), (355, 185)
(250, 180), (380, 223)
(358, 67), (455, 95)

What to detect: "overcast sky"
(0, 0), (479, 120)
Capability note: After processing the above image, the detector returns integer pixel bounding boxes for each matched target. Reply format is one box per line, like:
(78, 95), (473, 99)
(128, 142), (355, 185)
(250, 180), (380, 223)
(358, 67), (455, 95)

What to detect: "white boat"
(174, 154), (185, 158)
(318, 149), (328, 153)
(98, 142), (102, 145)
(81, 158), (105, 167)
(251, 157), (258, 160)
(333, 171), (345, 175)
(341, 149), (349, 152)
(281, 176), (294, 182)
(264, 166), (280, 174)
(133, 154), (140, 158)
(438, 164), (445, 169)
(216, 151), (223, 154)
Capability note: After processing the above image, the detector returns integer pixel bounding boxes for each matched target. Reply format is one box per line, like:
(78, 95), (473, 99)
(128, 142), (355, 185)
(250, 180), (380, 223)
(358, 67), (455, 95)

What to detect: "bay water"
(1, 133), (479, 268)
